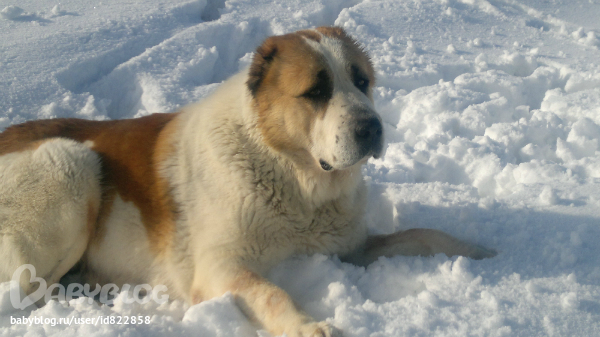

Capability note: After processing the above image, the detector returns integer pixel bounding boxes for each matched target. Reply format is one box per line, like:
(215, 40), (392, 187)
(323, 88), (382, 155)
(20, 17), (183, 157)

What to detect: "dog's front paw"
(296, 321), (340, 337)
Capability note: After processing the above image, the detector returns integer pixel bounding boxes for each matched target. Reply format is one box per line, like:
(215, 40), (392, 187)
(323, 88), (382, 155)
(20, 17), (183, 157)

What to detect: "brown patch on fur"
(0, 137), (47, 155)
(315, 26), (347, 39)
(0, 113), (181, 254)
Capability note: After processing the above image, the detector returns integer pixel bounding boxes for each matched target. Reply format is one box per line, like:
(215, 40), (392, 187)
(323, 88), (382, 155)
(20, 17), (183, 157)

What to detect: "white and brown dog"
(0, 27), (494, 336)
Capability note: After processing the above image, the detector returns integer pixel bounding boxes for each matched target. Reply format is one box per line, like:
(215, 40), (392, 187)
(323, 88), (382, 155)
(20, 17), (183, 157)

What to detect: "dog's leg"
(191, 264), (336, 337)
(343, 228), (497, 266)
(0, 138), (101, 303)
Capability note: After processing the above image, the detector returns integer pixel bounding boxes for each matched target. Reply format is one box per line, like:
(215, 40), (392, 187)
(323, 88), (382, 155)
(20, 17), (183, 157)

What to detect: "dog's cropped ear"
(247, 37), (279, 97)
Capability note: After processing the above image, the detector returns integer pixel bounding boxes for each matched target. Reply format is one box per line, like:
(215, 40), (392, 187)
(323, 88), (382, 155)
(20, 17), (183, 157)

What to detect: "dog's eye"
(303, 87), (322, 98)
(351, 65), (369, 94)
(354, 77), (369, 93)
(303, 87), (328, 101)
(302, 70), (332, 103)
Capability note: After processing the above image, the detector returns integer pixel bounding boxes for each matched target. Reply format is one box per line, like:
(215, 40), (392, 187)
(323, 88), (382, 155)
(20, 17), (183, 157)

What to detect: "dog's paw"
(296, 321), (341, 337)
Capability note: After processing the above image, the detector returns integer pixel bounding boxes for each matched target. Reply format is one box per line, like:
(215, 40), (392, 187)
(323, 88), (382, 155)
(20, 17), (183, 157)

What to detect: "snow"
(2, 0), (600, 335)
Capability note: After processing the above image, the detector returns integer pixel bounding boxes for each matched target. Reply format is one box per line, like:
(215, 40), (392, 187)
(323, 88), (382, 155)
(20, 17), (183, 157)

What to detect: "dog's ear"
(247, 37), (278, 97)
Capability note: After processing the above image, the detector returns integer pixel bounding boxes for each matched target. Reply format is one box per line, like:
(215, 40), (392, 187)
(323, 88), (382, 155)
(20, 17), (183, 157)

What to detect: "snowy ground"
(2, 0), (600, 336)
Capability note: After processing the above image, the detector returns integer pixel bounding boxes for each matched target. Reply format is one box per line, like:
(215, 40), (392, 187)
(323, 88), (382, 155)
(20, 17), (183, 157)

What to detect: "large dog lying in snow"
(0, 27), (494, 336)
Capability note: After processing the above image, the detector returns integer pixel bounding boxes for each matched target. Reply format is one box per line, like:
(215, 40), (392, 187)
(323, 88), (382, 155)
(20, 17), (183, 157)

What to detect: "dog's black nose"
(354, 117), (383, 154)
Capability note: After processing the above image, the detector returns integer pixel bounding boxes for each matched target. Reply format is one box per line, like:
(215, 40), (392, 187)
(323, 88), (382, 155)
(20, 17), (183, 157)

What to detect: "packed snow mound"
(1, 6), (25, 20)
(2, 0), (600, 336)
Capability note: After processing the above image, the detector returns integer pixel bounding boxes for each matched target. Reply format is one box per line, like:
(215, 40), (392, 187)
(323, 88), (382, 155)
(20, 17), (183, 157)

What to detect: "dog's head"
(247, 27), (383, 172)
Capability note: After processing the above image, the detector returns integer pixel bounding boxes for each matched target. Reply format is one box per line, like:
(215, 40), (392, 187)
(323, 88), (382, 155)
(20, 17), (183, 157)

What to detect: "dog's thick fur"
(0, 27), (494, 337)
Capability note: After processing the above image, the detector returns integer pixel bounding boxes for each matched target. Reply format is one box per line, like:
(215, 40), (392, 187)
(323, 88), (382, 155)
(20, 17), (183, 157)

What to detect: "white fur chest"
(164, 75), (369, 274)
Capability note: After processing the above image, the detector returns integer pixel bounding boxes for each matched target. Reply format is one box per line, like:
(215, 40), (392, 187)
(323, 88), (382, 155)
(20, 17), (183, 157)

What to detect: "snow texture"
(2, 0), (600, 336)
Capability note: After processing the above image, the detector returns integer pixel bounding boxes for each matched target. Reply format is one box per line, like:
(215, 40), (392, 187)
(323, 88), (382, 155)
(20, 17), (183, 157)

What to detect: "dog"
(0, 27), (495, 337)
